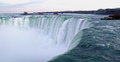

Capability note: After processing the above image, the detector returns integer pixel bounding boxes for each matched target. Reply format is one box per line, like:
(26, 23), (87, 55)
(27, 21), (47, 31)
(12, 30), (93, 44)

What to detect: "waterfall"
(0, 15), (91, 62)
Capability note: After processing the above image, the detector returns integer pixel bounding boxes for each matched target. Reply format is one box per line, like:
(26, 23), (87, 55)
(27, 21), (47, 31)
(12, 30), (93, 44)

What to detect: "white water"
(0, 15), (91, 62)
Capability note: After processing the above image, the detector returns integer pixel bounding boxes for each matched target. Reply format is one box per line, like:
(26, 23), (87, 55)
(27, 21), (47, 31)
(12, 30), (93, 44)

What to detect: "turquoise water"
(0, 14), (120, 62)
(50, 16), (120, 62)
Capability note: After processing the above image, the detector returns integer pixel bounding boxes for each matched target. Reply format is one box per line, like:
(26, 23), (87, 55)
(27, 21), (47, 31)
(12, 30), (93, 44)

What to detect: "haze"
(0, 0), (120, 13)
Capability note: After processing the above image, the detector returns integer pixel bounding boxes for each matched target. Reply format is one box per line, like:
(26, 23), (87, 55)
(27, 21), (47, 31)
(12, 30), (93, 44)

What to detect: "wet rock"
(101, 14), (120, 20)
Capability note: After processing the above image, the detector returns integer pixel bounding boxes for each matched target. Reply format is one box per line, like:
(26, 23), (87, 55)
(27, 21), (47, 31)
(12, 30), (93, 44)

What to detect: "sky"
(0, 0), (120, 13)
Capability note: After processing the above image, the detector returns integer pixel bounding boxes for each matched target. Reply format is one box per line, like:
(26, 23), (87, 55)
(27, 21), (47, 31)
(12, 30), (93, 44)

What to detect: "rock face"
(101, 14), (120, 20)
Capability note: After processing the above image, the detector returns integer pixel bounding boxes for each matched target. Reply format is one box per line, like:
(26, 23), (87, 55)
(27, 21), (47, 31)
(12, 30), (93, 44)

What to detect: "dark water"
(50, 17), (120, 62)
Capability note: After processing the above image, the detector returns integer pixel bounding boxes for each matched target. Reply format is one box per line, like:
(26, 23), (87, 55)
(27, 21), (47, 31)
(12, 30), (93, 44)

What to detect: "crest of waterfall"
(0, 15), (91, 48)
(0, 15), (91, 62)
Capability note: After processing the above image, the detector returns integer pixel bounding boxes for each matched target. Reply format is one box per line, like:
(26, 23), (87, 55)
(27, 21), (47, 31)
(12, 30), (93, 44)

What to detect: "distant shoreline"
(21, 8), (120, 15)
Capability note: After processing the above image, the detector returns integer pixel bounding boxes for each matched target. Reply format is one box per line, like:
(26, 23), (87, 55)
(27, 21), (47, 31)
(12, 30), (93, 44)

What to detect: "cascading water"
(0, 15), (91, 62)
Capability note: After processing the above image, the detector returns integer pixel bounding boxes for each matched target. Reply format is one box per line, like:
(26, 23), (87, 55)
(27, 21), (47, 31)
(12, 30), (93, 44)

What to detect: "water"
(0, 14), (91, 62)
(49, 15), (120, 62)
(1, 14), (119, 62)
